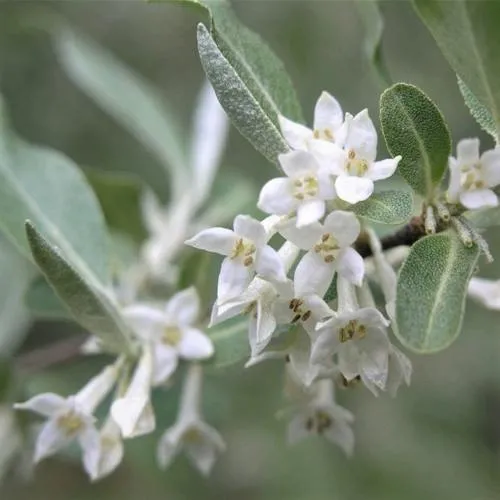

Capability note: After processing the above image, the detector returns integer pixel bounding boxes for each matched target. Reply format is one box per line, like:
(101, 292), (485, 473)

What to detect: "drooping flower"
(15, 360), (121, 469)
(157, 364), (225, 476)
(110, 346), (156, 438)
(281, 210), (364, 294)
(329, 110), (401, 204)
(279, 91), (348, 149)
(282, 376), (355, 455)
(122, 287), (214, 385)
(258, 150), (337, 227)
(447, 138), (500, 209)
(468, 276), (500, 310)
(185, 215), (286, 303)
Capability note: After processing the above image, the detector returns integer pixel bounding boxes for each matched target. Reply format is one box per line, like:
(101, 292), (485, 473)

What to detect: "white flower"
(329, 110), (401, 204)
(258, 150), (337, 227)
(279, 91), (347, 149)
(281, 210), (364, 294)
(87, 416), (124, 482)
(384, 345), (412, 397)
(15, 361), (120, 468)
(123, 287), (214, 385)
(283, 378), (355, 455)
(447, 138), (500, 210)
(185, 215), (286, 303)
(157, 364), (225, 476)
(468, 276), (500, 310)
(111, 346), (156, 438)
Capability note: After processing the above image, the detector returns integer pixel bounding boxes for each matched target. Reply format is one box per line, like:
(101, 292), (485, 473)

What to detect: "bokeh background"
(1, 1), (500, 499)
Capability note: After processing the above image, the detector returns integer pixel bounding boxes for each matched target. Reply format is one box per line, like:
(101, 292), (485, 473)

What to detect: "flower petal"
(255, 245), (287, 282)
(324, 418), (355, 456)
(152, 344), (179, 385)
(14, 393), (66, 417)
(335, 175), (374, 204)
(336, 247), (365, 286)
(257, 177), (297, 215)
(279, 150), (319, 178)
(34, 419), (71, 462)
(279, 220), (323, 249)
(79, 425), (101, 481)
(367, 156), (401, 181)
(165, 287), (200, 326)
(185, 227), (236, 256)
(157, 427), (182, 469)
(296, 200), (325, 227)
(111, 396), (155, 439)
(308, 140), (346, 175)
(446, 158), (461, 203)
(457, 137), (480, 165)
(344, 109), (377, 162)
(468, 277), (500, 310)
(294, 251), (333, 297)
(178, 328), (214, 360)
(323, 210), (360, 247)
(122, 305), (165, 342)
(480, 147), (500, 186)
(250, 299), (277, 354)
(185, 422), (226, 476)
(460, 188), (498, 209)
(313, 91), (343, 135)
(278, 115), (312, 150)
(217, 257), (252, 303)
(233, 215), (267, 247)
(356, 307), (390, 329)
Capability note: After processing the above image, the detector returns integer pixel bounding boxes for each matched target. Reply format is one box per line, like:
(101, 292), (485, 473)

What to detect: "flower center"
(338, 319), (366, 343)
(230, 238), (256, 267)
(289, 298), (312, 323)
(57, 411), (85, 437)
(461, 168), (486, 190)
(183, 427), (201, 443)
(305, 410), (332, 435)
(313, 127), (334, 142)
(313, 232), (340, 263)
(292, 174), (319, 201)
(101, 435), (118, 451)
(345, 149), (369, 177)
(162, 326), (182, 346)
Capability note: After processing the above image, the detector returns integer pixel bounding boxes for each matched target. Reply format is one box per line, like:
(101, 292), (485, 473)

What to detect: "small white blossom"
(15, 361), (120, 469)
(447, 138), (500, 210)
(185, 215), (286, 303)
(123, 287), (214, 385)
(279, 91), (348, 150)
(157, 364), (225, 476)
(111, 346), (156, 438)
(281, 210), (364, 293)
(258, 150), (337, 227)
(329, 110), (401, 204)
(384, 345), (412, 397)
(87, 416), (124, 482)
(283, 377), (354, 455)
(468, 276), (500, 310)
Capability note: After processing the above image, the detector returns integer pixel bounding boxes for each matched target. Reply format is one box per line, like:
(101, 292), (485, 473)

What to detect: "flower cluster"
(186, 92), (412, 455)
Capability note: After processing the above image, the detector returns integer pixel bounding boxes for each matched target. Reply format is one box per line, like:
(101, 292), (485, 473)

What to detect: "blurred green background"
(1, 1), (500, 499)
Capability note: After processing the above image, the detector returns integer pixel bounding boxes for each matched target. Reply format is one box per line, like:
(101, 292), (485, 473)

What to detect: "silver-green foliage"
(350, 190), (413, 225)
(395, 231), (480, 353)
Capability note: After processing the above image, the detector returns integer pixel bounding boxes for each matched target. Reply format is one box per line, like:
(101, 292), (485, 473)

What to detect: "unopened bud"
(435, 202), (451, 222)
(425, 206), (436, 234)
(451, 217), (474, 247)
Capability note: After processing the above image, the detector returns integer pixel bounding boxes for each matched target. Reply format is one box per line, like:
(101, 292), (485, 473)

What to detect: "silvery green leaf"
(414, 0), (500, 143)
(464, 205), (500, 230)
(54, 25), (188, 196)
(26, 222), (135, 355)
(380, 83), (451, 198)
(207, 316), (249, 369)
(25, 277), (70, 320)
(350, 190), (413, 225)
(395, 231), (479, 353)
(457, 77), (497, 142)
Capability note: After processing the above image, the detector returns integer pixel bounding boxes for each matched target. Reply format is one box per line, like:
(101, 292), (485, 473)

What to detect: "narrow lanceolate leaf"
(350, 190), (413, 225)
(355, 0), (391, 87)
(395, 231), (479, 353)
(207, 316), (249, 368)
(457, 77), (497, 141)
(380, 83), (451, 199)
(0, 95), (110, 283)
(414, 0), (500, 143)
(197, 24), (290, 165)
(54, 25), (188, 196)
(26, 222), (135, 355)
(25, 278), (70, 320)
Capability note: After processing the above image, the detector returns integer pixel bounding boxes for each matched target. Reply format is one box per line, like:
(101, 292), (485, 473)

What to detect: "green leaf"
(25, 222), (135, 355)
(355, 0), (391, 87)
(54, 25), (188, 196)
(395, 231), (479, 353)
(0, 95), (110, 283)
(86, 169), (147, 243)
(197, 24), (290, 165)
(323, 274), (338, 303)
(457, 77), (497, 141)
(0, 235), (36, 355)
(350, 190), (413, 225)
(207, 316), (249, 369)
(380, 83), (451, 198)
(25, 277), (70, 320)
(464, 205), (500, 230)
(414, 0), (500, 143)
